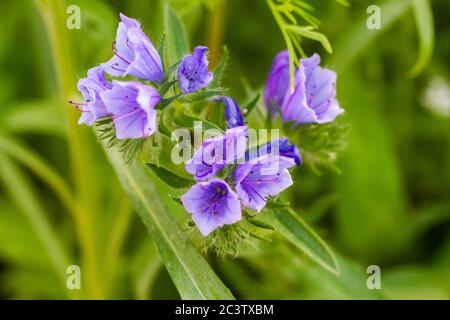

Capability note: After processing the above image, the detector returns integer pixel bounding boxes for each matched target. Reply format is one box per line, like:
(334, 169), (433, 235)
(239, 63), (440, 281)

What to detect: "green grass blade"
(0, 155), (71, 296)
(104, 146), (234, 300)
(409, 0), (435, 76)
(257, 208), (339, 275)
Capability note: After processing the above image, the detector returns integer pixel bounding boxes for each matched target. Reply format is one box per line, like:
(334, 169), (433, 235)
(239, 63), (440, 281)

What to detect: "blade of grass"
(257, 208), (339, 275)
(409, 0), (435, 76)
(0, 155), (72, 297)
(35, 0), (104, 298)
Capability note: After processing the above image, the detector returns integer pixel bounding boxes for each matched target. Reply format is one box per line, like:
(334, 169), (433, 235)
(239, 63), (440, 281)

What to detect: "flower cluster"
(181, 98), (301, 236)
(71, 13), (213, 139)
(73, 14), (345, 239)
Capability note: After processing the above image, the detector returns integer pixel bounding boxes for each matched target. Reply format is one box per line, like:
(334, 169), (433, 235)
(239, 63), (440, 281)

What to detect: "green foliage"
(0, 0), (447, 301)
(104, 145), (234, 299)
(164, 3), (189, 65)
(410, 0), (435, 76)
(266, 0), (335, 87)
(290, 121), (349, 174)
(257, 208), (339, 275)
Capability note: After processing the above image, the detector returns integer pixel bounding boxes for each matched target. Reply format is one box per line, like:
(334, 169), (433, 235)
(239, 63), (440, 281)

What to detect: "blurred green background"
(0, 0), (449, 299)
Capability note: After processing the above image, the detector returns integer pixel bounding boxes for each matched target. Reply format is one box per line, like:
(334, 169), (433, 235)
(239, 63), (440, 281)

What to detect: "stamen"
(111, 63), (126, 73)
(112, 41), (131, 65)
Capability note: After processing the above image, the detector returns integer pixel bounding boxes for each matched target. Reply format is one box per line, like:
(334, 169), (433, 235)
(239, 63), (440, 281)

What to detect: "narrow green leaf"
(243, 93), (260, 118)
(157, 32), (167, 70)
(146, 163), (194, 188)
(210, 47), (229, 88)
(409, 0), (435, 76)
(182, 88), (228, 103)
(164, 4), (189, 65)
(174, 113), (224, 132)
(258, 208), (339, 275)
(286, 26), (332, 53)
(103, 145), (234, 299)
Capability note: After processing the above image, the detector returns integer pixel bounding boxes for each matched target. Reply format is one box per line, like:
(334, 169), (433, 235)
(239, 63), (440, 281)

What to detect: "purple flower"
(234, 155), (295, 212)
(265, 52), (344, 124)
(212, 96), (244, 128)
(250, 138), (302, 166)
(264, 50), (290, 114)
(186, 126), (248, 181)
(100, 81), (160, 139)
(181, 179), (242, 236)
(178, 46), (213, 93)
(72, 66), (112, 125)
(102, 13), (163, 83)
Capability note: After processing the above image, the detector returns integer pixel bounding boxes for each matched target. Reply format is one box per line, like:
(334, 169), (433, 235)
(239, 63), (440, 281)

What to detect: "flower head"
(181, 179), (242, 236)
(178, 46), (213, 93)
(264, 50), (290, 114)
(265, 52), (344, 124)
(72, 66), (112, 125)
(102, 13), (163, 83)
(234, 155), (295, 212)
(212, 96), (245, 128)
(186, 126), (248, 181)
(100, 81), (160, 139)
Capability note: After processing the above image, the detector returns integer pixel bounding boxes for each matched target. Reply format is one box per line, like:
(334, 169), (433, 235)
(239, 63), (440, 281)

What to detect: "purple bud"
(100, 81), (160, 139)
(102, 13), (163, 83)
(264, 50), (290, 114)
(178, 46), (213, 94)
(212, 96), (245, 128)
(259, 138), (302, 166)
(181, 179), (242, 236)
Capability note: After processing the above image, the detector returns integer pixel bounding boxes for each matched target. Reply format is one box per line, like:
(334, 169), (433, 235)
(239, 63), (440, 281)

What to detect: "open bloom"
(100, 81), (160, 139)
(265, 52), (344, 124)
(234, 154), (296, 212)
(72, 66), (112, 125)
(181, 179), (242, 236)
(185, 126), (248, 181)
(212, 96), (245, 129)
(178, 46), (213, 93)
(102, 13), (163, 83)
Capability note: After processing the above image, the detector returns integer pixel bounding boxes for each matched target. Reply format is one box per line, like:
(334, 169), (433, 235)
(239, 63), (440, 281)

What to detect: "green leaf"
(257, 208), (339, 275)
(146, 163), (194, 189)
(103, 145), (234, 299)
(409, 0), (435, 76)
(210, 47), (229, 88)
(182, 88), (228, 103)
(174, 113), (224, 132)
(243, 93), (260, 118)
(286, 26), (332, 54)
(164, 4), (189, 65)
